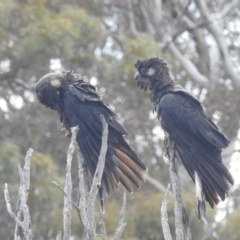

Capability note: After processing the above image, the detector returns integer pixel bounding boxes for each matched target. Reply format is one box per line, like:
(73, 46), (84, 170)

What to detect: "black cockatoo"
(134, 57), (233, 222)
(35, 71), (146, 205)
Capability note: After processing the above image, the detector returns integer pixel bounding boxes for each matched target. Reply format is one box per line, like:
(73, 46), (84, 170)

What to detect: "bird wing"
(69, 80), (101, 101)
(159, 91), (229, 150)
(61, 82), (146, 196)
(70, 80), (129, 135)
(159, 92), (233, 208)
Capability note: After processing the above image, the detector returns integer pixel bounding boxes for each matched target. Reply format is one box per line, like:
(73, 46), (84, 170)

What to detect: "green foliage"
(0, 142), (23, 183)
(20, 7), (106, 60)
(119, 36), (162, 83)
(132, 193), (166, 240)
(28, 152), (64, 238)
(0, 142), (22, 238)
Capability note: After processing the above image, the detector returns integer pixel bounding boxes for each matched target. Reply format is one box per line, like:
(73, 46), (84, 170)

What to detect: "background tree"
(0, 0), (239, 239)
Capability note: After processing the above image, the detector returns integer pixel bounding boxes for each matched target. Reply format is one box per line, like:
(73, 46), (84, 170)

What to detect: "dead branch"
(167, 138), (192, 240)
(85, 114), (108, 238)
(127, 0), (138, 37)
(144, 173), (169, 193)
(4, 148), (34, 240)
(98, 210), (107, 240)
(112, 192), (127, 240)
(76, 149), (90, 234)
(63, 126), (79, 240)
(167, 42), (209, 85)
(56, 231), (62, 240)
(195, 0), (240, 87)
(161, 184), (173, 240)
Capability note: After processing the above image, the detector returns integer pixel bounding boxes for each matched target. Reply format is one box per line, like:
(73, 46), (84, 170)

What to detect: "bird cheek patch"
(147, 68), (156, 76)
(50, 79), (61, 88)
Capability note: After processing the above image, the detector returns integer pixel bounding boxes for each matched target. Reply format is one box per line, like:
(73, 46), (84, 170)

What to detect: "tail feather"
(77, 120), (146, 206)
(203, 184), (218, 207)
(112, 137), (147, 170)
(103, 166), (116, 193)
(113, 147), (145, 182)
(116, 168), (134, 193)
(173, 129), (233, 221)
(192, 148), (228, 200)
(116, 157), (141, 188)
(195, 172), (207, 223)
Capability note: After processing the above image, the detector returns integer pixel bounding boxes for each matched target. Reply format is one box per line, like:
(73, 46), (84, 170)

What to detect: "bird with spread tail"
(35, 71), (146, 206)
(134, 57), (233, 222)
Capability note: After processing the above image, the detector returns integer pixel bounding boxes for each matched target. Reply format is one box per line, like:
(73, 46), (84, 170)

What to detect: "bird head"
(134, 57), (170, 91)
(35, 72), (69, 110)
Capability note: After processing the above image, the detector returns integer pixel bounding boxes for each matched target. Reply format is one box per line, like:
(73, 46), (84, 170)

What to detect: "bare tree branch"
(63, 126), (79, 240)
(167, 139), (184, 240)
(127, 0), (138, 37)
(209, 41), (221, 83)
(166, 138), (192, 240)
(76, 149), (90, 233)
(112, 192), (127, 240)
(4, 184), (29, 237)
(161, 183), (172, 240)
(56, 231), (62, 240)
(99, 210), (107, 240)
(4, 148), (34, 240)
(87, 115), (108, 234)
(144, 173), (169, 193)
(51, 181), (80, 211)
(218, 0), (240, 19)
(167, 42), (209, 85)
(139, 1), (155, 35)
(195, 0), (240, 87)
(161, 183), (173, 240)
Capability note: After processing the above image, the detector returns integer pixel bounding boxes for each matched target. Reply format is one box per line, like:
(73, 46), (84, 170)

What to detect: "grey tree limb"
(195, 0), (240, 87)
(139, 2), (155, 34)
(87, 115), (108, 235)
(218, 0), (240, 19)
(167, 42), (209, 85)
(51, 181), (80, 211)
(167, 139), (184, 240)
(56, 231), (62, 240)
(167, 138), (192, 240)
(98, 210), (107, 240)
(4, 148), (34, 240)
(127, 0), (138, 37)
(144, 173), (168, 193)
(76, 148), (96, 240)
(161, 184), (173, 240)
(112, 192), (127, 240)
(77, 150), (90, 232)
(63, 126), (79, 240)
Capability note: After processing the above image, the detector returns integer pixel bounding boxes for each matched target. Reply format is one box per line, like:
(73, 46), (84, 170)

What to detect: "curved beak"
(134, 72), (141, 82)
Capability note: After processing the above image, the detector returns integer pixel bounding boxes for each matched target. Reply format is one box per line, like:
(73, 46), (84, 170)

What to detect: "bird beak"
(134, 72), (141, 82)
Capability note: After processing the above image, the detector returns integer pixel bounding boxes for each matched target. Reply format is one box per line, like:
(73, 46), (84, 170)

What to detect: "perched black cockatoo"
(134, 57), (233, 222)
(35, 71), (146, 206)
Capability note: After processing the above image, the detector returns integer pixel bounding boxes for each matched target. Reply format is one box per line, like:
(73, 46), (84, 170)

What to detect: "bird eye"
(140, 68), (147, 75)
